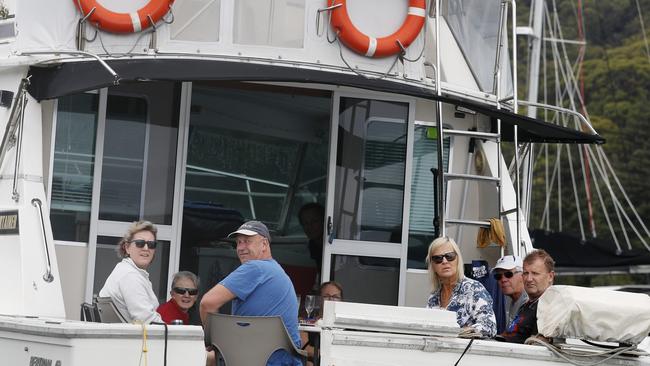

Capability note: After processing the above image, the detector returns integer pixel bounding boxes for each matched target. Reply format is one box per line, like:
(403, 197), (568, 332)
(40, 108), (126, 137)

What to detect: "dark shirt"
(309, 238), (323, 272)
(496, 297), (539, 343)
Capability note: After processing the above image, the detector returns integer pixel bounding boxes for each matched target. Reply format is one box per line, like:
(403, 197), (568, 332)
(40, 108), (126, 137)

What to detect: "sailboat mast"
(521, 0), (545, 218)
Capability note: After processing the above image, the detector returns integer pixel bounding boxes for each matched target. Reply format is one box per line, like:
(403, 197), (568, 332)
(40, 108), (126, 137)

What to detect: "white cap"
(493, 255), (523, 271)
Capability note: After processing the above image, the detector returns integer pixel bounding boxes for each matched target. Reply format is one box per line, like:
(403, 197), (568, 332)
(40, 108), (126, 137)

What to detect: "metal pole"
(434, 0), (445, 237)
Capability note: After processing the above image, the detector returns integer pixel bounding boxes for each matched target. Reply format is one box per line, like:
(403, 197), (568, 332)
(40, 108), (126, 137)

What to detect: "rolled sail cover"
(537, 285), (650, 344)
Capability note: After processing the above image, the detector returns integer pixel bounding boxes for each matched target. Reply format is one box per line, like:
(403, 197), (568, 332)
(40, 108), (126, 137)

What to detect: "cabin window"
(333, 98), (408, 243)
(181, 82), (330, 297)
(443, 0), (513, 94)
(407, 125), (450, 269)
(50, 93), (99, 242)
(97, 84), (180, 225)
(170, 0), (220, 42)
(233, 0), (305, 48)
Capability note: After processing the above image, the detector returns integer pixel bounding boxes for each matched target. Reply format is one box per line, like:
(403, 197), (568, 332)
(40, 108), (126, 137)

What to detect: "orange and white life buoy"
(75, 0), (175, 33)
(329, 0), (426, 58)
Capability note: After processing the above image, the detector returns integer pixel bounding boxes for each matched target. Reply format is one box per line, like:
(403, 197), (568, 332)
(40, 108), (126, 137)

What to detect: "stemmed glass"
(304, 295), (316, 321)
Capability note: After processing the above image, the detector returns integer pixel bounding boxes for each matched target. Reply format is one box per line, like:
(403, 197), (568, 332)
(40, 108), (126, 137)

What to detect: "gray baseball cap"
(227, 221), (271, 242)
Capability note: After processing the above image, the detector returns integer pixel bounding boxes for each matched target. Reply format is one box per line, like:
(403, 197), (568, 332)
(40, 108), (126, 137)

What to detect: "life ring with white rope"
(329, 0), (426, 58)
(74, 0), (174, 33)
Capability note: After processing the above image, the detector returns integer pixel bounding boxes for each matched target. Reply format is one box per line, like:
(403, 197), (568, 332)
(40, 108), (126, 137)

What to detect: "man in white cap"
(493, 254), (527, 327)
(200, 221), (301, 366)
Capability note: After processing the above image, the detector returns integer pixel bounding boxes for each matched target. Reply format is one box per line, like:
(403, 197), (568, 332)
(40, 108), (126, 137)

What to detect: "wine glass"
(304, 294), (316, 321)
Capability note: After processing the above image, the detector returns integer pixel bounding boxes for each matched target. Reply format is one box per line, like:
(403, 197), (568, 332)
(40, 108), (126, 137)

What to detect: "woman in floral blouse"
(425, 237), (497, 338)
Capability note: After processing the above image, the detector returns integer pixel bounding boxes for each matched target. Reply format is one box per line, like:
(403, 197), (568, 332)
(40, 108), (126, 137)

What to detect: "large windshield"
(444, 0), (513, 95)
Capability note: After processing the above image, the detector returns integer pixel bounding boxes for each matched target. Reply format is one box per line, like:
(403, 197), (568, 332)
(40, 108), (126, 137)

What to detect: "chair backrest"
(207, 313), (305, 366)
(94, 296), (128, 323)
(80, 302), (99, 322)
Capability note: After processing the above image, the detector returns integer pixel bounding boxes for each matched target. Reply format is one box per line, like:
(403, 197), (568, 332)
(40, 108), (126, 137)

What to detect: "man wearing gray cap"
(492, 255), (527, 327)
(200, 221), (301, 366)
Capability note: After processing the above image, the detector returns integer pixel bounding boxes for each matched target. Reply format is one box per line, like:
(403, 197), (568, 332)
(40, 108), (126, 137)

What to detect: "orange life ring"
(329, 0), (426, 58)
(75, 0), (175, 33)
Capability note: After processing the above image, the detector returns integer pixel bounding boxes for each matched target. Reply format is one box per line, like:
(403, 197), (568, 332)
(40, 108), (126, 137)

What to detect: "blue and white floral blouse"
(426, 277), (497, 337)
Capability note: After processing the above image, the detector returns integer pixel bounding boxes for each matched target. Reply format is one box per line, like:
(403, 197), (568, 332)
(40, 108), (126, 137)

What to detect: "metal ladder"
(442, 124), (504, 235)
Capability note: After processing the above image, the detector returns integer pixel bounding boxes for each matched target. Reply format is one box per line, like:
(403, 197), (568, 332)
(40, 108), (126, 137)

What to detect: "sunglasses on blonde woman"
(430, 251), (457, 264)
(129, 239), (158, 249)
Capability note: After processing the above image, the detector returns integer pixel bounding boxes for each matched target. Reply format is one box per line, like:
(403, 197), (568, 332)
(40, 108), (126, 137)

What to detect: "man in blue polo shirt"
(200, 221), (301, 366)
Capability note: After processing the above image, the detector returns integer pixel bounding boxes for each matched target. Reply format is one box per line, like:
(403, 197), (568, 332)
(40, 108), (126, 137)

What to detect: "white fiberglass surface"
(346, 0), (408, 39)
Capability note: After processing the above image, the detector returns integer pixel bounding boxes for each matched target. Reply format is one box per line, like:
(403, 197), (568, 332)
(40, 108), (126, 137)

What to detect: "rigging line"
(584, 145), (622, 253)
(595, 147), (633, 250)
(586, 145), (632, 251)
(545, 4), (585, 115)
(564, 143), (586, 241)
(594, 147), (650, 250)
(635, 0), (650, 64)
(609, 188), (650, 251)
(598, 145), (650, 239)
(539, 144), (561, 230)
(557, 143), (562, 232)
(547, 2), (597, 239)
(526, 337), (637, 366)
(544, 144), (550, 231)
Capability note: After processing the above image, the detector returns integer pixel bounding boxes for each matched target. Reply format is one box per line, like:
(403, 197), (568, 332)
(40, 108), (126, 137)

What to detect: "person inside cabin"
(300, 281), (344, 366)
(492, 255), (528, 327)
(496, 249), (555, 343)
(99, 220), (163, 323)
(157, 271), (199, 325)
(199, 220), (301, 366)
(425, 237), (497, 338)
(299, 202), (325, 276)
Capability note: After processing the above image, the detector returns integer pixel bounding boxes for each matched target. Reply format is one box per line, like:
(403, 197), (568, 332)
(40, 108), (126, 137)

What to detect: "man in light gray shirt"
(492, 255), (527, 326)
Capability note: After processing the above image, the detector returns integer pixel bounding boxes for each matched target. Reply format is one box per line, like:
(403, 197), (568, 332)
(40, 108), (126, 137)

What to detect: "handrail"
(517, 100), (598, 135)
(0, 77), (28, 188)
(11, 90), (26, 202)
(19, 50), (120, 85)
(31, 198), (54, 283)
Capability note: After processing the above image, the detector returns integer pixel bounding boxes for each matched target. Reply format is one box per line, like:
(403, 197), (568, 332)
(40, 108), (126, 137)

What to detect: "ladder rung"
(442, 129), (500, 140)
(444, 173), (500, 182)
(445, 219), (491, 227)
(501, 208), (517, 215)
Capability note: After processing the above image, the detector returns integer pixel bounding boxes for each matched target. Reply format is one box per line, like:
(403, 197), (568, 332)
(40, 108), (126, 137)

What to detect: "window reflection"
(407, 125), (450, 269)
(50, 93), (98, 242)
(334, 98), (408, 243)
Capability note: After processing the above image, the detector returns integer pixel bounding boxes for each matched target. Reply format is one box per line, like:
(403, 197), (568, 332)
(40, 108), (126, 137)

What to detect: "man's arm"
(200, 284), (236, 325)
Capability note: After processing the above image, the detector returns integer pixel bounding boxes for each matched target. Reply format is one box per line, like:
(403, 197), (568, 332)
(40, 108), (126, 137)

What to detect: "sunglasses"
(129, 239), (158, 249)
(493, 271), (519, 281)
(430, 251), (457, 264)
(173, 287), (198, 296)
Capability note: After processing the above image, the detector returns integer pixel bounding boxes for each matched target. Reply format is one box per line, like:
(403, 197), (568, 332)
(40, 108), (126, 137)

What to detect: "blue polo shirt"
(220, 259), (301, 366)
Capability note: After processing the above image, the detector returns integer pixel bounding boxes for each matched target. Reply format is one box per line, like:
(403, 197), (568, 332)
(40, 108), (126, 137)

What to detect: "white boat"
(0, 0), (645, 365)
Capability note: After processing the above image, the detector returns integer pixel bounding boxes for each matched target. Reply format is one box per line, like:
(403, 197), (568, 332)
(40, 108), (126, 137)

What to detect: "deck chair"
(80, 302), (100, 322)
(94, 296), (128, 323)
(207, 313), (307, 366)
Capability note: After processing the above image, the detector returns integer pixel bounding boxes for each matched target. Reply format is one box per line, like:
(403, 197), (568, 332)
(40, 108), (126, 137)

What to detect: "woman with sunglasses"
(157, 271), (200, 325)
(425, 237), (497, 338)
(99, 220), (163, 323)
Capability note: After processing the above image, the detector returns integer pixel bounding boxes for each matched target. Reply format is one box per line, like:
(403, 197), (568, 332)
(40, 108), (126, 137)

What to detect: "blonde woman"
(425, 237), (496, 337)
(99, 220), (163, 323)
